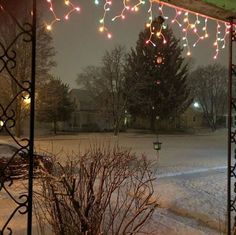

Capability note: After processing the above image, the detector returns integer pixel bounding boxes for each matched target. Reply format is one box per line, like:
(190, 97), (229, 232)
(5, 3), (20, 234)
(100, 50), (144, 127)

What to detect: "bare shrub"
(34, 144), (158, 235)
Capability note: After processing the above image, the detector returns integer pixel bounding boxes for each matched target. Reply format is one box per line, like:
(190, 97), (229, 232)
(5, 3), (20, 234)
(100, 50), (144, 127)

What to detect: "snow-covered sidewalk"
(148, 169), (227, 235)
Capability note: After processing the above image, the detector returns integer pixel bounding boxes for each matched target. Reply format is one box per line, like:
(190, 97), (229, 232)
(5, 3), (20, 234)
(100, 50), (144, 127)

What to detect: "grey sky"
(50, 1), (228, 88)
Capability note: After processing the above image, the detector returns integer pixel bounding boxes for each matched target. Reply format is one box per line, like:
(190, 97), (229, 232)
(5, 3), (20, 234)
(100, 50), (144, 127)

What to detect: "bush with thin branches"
(34, 145), (158, 235)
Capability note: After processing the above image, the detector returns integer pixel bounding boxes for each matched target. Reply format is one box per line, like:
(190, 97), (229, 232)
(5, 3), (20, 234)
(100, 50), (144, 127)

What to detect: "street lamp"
(152, 83), (162, 155)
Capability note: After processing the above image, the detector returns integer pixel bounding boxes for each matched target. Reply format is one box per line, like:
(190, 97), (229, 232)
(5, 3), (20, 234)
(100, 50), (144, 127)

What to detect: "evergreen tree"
(125, 17), (191, 131)
(36, 78), (74, 134)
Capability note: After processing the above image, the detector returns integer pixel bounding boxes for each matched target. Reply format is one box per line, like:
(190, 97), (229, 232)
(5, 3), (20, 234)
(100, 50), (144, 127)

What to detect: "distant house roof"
(69, 89), (97, 111)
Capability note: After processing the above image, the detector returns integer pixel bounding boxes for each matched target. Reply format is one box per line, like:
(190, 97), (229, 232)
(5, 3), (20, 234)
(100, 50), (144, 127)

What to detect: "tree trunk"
(211, 122), (216, 132)
(113, 120), (119, 136)
(205, 114), (216, 132)
(150, 112), (156, 132)
(53, 120), (57, 134)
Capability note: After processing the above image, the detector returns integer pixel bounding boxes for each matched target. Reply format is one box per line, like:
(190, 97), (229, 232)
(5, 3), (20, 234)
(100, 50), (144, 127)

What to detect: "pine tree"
(125, 17), (191, 131)
(36, 78), (74, 134)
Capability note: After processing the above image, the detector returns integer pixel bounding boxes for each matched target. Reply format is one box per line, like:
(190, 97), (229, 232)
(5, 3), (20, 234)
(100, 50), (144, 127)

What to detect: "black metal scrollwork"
(0, 1), (36, 234)
(228, 19), (236, 235)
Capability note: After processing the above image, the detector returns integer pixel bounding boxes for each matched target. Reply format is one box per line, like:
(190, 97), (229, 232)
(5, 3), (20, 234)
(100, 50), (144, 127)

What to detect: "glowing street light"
(193, 101), (200, 108)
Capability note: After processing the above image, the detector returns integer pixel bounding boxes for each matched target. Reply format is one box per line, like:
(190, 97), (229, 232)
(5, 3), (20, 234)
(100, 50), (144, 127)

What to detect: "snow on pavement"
(150, 170), (227, 235)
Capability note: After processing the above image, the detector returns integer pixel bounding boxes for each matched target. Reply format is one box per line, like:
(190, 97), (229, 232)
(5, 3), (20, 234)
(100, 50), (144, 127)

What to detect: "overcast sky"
(48, 1), (228, 88)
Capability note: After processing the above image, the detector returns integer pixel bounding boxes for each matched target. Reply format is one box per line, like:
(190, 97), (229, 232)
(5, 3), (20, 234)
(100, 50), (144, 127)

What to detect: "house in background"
(68, 89), (113, 131)
(67, 90), (214, 132)
(178, 105), (205, 129)
(131, 103), (206, 131)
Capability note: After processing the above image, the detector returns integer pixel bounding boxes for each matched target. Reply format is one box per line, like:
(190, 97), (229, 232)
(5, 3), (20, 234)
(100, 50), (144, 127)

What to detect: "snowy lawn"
(33, 129), (227, 174)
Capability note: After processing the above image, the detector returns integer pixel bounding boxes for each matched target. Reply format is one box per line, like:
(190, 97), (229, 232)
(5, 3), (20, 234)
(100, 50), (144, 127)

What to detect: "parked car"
(0, 141), (53, 179)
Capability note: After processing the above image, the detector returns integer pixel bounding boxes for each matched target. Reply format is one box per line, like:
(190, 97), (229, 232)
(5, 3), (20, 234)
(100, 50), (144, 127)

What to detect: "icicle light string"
(98, 0), (112, 39)
(45, 0), (80, 31)
(96, 0), (233, 58)
(64, 1), (81, 20)
(146, 0), (155, 46)
(43, 0), (234, 59)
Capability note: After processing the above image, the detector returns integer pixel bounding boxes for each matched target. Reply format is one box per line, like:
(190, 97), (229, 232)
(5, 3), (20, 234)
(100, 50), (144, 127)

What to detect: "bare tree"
(77, 45), (129, 135)
(189, 63), (227, 131)
(34, 145), (158, 235)
(101, 45), (128, 135)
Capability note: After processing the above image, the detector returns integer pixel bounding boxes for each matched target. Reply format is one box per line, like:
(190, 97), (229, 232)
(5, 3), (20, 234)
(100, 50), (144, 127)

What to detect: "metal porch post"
(228, 18), (236, 235)
(27, 0), (37, 234)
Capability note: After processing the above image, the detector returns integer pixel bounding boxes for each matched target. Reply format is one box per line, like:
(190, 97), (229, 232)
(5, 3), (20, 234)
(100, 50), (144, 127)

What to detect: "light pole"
(153, 53), (164, 161)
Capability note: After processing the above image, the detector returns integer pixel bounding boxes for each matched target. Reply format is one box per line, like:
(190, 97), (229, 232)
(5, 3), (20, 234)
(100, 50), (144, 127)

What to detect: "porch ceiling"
(156, 0), (236, 22)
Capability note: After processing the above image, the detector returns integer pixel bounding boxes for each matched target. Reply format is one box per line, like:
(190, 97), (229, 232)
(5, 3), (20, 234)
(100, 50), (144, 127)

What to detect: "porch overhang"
(155, 0), (236, 22)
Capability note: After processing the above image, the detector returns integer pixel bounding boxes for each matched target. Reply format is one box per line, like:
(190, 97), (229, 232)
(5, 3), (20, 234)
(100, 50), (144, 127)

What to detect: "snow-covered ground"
(0, 129), (228, 234)
(150, 169), (227, 235)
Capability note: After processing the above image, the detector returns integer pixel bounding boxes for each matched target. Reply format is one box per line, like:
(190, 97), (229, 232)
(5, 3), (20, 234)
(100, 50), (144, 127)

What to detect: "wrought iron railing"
(0, 1), (36, 234)
(228, 18), (236, 235)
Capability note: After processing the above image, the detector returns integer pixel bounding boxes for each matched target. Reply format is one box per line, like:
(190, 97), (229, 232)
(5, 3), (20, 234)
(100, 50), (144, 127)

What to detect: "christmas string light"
(191, 14), (205, 48)
(45, 0), (80, 31)
(45, 0), (60, 30)
(195, 14), (200, 25)
(145, 1), (167, 46)
(111, 0), (146, 22)
(99, 0), (213, 57)
(42, 0), (235, 59)
(181, 12), (191, 56)
(64, 0), (80, 20)
(213, 21), (220, 59)
(132, 0), (146, 12)
(154, 0), (236, 57)
(202, 18), (209, 38)
(182, 13), (205, 53)
(111, 0), (129, 21)
(98, 0), (112, 39)
(171, 9), (182, 27)
(222, 23), (231, 49)
(148, 1), (230, 57)
(146, 0), (156, 46)
(99, 0), (147, 39)
(157, 3), (168, 21)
